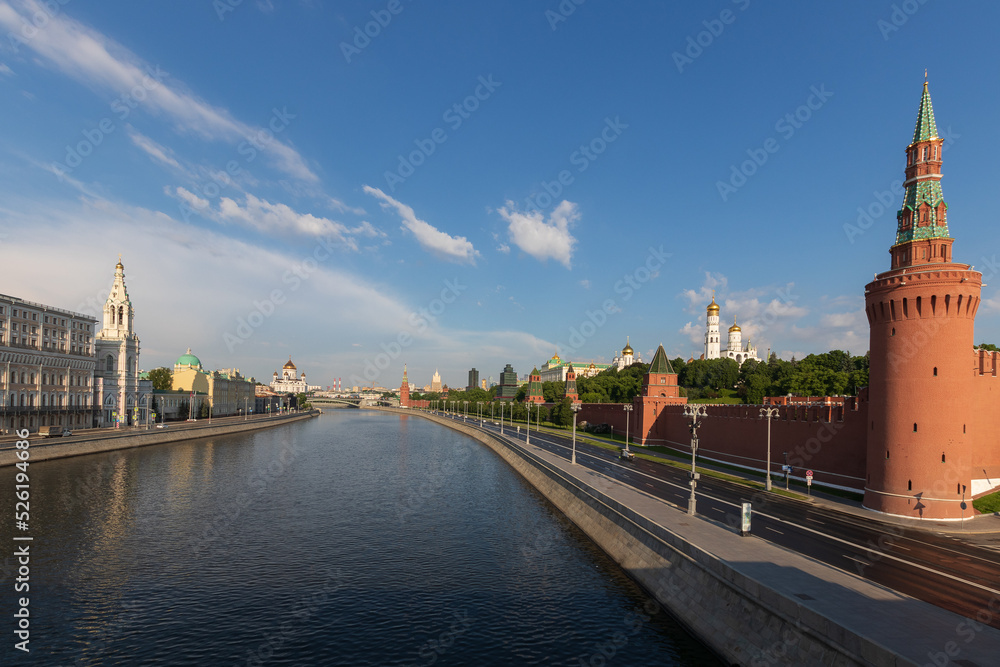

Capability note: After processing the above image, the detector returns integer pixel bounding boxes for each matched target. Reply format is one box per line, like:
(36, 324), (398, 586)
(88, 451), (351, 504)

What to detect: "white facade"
(704, 297), (759, 365)
(94, 259), (150, 427)
(611, 337), (642, 370)
(271, 357), (313, 393)
(0, 295), (98, 433)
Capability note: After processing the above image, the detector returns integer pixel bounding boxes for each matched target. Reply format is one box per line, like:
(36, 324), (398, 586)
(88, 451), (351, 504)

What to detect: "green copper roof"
(647, 345), (674, 374)
(912, 80), (938, 143)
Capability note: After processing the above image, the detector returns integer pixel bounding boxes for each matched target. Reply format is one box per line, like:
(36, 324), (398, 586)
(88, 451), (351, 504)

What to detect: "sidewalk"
(494, 422), (1000, 667)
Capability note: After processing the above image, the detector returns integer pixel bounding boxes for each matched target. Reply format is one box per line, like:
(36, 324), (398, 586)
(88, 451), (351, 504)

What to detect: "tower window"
(891, 328), (895, 336)
(963, 424), (966, 434)
(913, 423), (917, 432)
(933, 367), (937, 376)
(908, 480), (912, 491)
(886, 450), (890, 459)
(942, 453), (946, 463)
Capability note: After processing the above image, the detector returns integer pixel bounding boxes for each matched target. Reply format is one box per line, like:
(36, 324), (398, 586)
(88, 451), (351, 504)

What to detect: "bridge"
(310, 397), (400, 408)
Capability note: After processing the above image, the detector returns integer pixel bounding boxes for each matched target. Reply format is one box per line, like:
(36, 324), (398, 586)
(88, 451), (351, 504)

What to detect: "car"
(156, 423), (168, 429)
(619, 448), (635, 462)
(61, 429), (72, 436)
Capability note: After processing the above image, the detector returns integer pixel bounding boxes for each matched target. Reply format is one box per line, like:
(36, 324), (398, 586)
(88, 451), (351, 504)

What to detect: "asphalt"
(459, 414), (1000, 667)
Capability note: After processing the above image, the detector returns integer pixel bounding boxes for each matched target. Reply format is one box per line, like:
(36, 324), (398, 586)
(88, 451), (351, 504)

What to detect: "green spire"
(912, 77), (938, 143)
(647, 344), (674, 374)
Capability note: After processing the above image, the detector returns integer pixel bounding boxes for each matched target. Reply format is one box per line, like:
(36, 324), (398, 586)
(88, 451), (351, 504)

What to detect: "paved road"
(443, 413), (1000, 629)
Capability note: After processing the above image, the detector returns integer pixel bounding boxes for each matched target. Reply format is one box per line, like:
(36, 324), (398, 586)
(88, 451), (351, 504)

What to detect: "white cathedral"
(611, 336), (643, 370)
(704, 296), (759, 365)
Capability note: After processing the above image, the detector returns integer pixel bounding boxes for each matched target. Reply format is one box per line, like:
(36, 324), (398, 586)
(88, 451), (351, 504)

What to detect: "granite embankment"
(0, 411), (318, 467)
(376, 407), (1000, 667)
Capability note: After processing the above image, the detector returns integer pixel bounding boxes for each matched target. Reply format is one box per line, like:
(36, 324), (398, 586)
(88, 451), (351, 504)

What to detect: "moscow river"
(0, 410), (720, 665)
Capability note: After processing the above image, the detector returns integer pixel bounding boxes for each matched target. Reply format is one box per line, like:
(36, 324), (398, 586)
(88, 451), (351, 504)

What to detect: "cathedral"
(704, 296), (759, 365)
(271, 357), (310, 394)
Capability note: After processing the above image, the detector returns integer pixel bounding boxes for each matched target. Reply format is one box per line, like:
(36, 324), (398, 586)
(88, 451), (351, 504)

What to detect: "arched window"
(30, 373), (35, 384)
(106, 355), (115, 372)
(41, 395), (47, 407)
(118, 305), (123, 325)
(922, 146), (928, 160)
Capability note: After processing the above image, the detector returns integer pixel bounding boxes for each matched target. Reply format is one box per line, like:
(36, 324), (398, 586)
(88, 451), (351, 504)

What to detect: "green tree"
(549, 397), (573, 427)
(977, 343), (1000, 352)
(199, 400), (210, 419)
(147, 367), (172, 391)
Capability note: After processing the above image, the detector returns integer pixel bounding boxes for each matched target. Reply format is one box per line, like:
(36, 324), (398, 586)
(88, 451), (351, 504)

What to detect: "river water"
(0, 410), (719, 665)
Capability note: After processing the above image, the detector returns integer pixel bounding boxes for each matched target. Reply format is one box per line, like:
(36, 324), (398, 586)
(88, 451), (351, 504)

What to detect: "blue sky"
(1, 0), (998, 390)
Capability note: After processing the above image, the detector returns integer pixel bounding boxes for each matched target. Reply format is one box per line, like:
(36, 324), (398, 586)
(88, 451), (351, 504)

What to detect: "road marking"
(467, 422), (1000, 596)
(765, 526), (784, 535)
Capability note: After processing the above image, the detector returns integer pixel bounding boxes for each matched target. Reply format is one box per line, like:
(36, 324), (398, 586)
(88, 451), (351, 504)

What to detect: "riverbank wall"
(377, 408), (903, 666)
(0, 411), (318, 467)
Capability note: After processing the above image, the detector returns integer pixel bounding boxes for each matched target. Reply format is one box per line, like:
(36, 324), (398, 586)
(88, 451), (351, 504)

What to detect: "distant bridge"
(311, 396), (401, 409)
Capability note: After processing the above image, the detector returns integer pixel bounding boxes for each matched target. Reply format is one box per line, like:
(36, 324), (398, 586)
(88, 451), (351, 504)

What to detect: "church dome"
(622, 337), (634, 356)
(707, 297), (720, 314)
(283, 357), (297, 370)
(728, 322), (741, 333)
(176, 348), (201, 367)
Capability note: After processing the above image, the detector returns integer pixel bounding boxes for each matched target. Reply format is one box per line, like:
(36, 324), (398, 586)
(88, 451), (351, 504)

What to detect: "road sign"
(806, 470), (813, 478)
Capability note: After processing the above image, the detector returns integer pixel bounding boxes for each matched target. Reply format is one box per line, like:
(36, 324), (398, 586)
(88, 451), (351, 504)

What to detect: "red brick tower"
(399, 364), (410, 408)
(863, 77), (983, 519)
(527, 368), (545, 404)
(635, 344), (686, 444)
(564, 364), (579, 402)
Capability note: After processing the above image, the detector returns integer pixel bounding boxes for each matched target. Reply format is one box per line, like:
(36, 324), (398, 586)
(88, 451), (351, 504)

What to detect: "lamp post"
(623, 403), (633, 452)
(500, 401), (504, 435)
(463, 401), (469, 421)
(245, 397), (249, 421)
(759, 406), (779, 491)
(526, 402), (531, 445)
(570, 402), (582, 464)
(477, 401), (483, 426)
(683, 404), (708, 516)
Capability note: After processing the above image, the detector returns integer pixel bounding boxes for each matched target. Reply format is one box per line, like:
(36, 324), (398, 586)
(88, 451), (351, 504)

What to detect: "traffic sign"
(806, 470), (813, 478)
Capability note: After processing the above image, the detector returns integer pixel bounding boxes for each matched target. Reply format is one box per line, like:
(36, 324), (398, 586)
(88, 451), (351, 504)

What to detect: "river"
(0, 409), (719, 665)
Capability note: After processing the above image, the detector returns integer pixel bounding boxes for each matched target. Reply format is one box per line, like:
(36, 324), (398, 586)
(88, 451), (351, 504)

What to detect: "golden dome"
(707, 297), (720, 314)
(283, 356), (297, 369)
(622, 336), (633, 356)
(728, 322), (741, 333)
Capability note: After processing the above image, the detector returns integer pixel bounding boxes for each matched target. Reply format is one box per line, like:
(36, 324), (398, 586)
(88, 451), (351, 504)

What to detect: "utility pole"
(571, 402), (582, 465)
(683, 404), (708, 515)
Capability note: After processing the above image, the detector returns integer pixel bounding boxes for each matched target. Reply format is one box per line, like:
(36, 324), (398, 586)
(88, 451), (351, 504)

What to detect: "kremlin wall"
(400, 80), (1000, 520)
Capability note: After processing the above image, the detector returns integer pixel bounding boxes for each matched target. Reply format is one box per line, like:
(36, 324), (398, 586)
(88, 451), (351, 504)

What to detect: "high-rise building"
(430, 369), (442, 392)
(497, 363), (518, 401)
(468, 367), (479, 391)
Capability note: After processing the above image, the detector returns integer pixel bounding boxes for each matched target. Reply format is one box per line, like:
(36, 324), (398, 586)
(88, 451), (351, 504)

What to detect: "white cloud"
(214, 193), (384, 250)
(579, 279), (590, 289)
(363, 185), (479, 265)
(497, 199), (578, 269)
(497, 243), (510, 254)
(680, 321), (701, 345)
(0, 62), (13, 76)
(128, 127), (182, 171)
(173, 186), (209, 210)
(0, 0), (316, 182)
(680, 271), (728, 311)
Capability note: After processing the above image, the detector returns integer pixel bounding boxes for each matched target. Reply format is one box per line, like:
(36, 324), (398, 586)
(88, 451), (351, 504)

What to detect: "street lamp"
(759, 406), (779, 491)
(463, 401), (469, 420)
(500, 401), (504, 435)
(526, 402), (531, 445)
(683, 404), (708, 516)
(477, 401), (483, 426)
(623, 403), (633, 453)
(570, 402), (582, 464)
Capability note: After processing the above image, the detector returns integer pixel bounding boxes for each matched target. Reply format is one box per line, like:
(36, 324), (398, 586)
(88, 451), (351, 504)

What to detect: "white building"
(94, 258), (151, 427)
(703, 296), (759, 365)
(270, 357), (318, 393)
(0, 295), (98, 433)
(610, 337), (643, 370)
